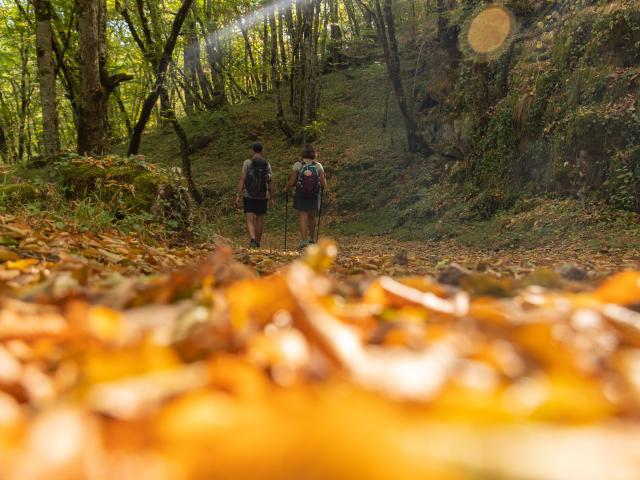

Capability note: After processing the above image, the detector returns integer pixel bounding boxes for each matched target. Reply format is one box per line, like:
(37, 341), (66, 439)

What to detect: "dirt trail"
(230, 233), (640, 282)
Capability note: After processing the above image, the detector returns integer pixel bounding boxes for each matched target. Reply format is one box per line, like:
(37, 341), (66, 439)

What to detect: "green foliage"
(603, 146), (640, 211)
(442, 1), (640, 215)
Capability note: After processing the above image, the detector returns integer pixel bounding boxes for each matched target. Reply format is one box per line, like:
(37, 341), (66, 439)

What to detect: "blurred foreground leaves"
(2, 218), (640, 478)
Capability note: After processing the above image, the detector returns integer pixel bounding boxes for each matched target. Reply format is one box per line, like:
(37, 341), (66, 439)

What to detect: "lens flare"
(463, 5), (516, 60)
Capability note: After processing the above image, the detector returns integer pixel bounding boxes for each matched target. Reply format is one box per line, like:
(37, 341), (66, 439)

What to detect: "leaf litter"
(2, 214), (640, 479)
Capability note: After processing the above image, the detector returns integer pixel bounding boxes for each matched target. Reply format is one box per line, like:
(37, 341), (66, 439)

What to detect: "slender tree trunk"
(240, 26), (261, 92)
(269, 10), (294, 140)
(17, 41), (29, 162)
(115, 89), (133, 139)
(51, 22), (80, 133)
(27, 115), (34, 162)
(262, 14), (269, 91)
(344, 0), (360, 36)
(185, 18), (214, 109)
(277, 6), (288, 78)
(286, 3), (302, 115)
(128, 0), (195, 156)
(194, 53), (215, 107)
(198, 3), (226, 105)
(327, 0), (345, 69)
(34, 0), (59, 161)
(357, 0), (431, 154)
(0, 122), (7, 163)
(301, 0), (322, 133)
(409, 0), (417, 45)
(184, 42), (196, 113)
(160, 102), (202, 204)
(381, 0), (429, 153)
(0, 91), (15, 163)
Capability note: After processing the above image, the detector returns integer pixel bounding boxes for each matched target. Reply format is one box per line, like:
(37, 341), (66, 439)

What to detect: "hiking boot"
(249, 239), (258, 248)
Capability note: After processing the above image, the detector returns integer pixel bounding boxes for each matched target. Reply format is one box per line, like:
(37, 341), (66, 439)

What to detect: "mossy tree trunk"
(75, 0), (132, 156)
(34, 0), (59, 162)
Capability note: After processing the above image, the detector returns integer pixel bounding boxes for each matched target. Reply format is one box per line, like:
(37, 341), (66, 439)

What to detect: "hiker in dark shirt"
(287, 144), (327, 249)
(236, 143), (274, 248)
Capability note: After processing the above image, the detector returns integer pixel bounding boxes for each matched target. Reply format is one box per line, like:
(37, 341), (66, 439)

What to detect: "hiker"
(236, 142), (274, 248)
(287, 144), (327, 249)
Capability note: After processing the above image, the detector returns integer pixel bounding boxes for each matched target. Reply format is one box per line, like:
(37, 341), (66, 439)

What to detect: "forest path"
(0, 207), (636, 293)
(230, 233), (640, 283)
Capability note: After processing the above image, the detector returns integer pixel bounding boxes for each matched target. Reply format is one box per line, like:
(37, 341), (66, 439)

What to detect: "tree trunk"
(269, 10), (294, 140)
(344, 0), (360, 37)
(0, 123), (9, 161)
(128, 0), (195, 156)
(185, 18), (215, 110)
(17, 40), (30, 163)
(286, 1), (302, 116)
(0, 122), (7, 163)
(183, 40), (196, 114)
(262, 14), (269, 91)
(304, 0), (322, 129)
(357, 0), (431, 154)
(240, 26), (261, 92)
(162, 105), (202, 204)
(75, 0), (109, 155)
(277, 6), (288, 77)
(198, 3), (227, 106)
(51, 21), (80, 133)
(115, 89), (133, 139)
(381, 0), (430, 154)
(34, 0), (60, 161)
(327, 0), (345, 69)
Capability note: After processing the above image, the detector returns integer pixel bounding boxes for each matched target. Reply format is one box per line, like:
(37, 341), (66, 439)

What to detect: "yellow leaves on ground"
(227, 273), (295, 331)
(4, 235), (640, 478)
(595, 271), (640, 305)
(0, 213), (215, 296)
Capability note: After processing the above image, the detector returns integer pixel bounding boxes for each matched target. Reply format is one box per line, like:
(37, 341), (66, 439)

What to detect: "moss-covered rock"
(0, 183), (42, 204)
(54, 155), (190, 223)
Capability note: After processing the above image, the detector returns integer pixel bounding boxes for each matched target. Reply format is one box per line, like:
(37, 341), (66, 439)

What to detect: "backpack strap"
(297, 160), (307, 180)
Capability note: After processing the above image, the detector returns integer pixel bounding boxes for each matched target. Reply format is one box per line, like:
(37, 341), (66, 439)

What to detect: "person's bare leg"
(255, 214), (265, 245)
(298, 211), (309, 241)
(308, 210), (318, 242)
(246, 213), (257, 242)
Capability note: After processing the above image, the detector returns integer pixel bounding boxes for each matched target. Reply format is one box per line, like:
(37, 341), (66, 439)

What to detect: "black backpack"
(245, 157), (269, 198)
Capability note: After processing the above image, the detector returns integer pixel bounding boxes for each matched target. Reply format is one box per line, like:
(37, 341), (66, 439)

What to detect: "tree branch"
(116, 0), (147, 56)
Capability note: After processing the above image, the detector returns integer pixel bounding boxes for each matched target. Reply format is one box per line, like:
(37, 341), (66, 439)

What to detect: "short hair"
(252, 142), (263, 153)
(301, 144), (316, 160)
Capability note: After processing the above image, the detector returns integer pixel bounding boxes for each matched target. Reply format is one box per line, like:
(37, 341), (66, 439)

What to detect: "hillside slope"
(136, 0), (640, 252)
(136, 60), (410, 235)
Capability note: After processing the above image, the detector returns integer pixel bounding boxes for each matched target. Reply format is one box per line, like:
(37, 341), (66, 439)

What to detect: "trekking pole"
(284, 192), (289, 251)
(316, 188), (324, 243)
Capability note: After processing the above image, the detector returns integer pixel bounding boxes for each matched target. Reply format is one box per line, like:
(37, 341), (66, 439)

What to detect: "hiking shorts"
(294, 193), (319, 212)
(243, 197), (268, 215)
